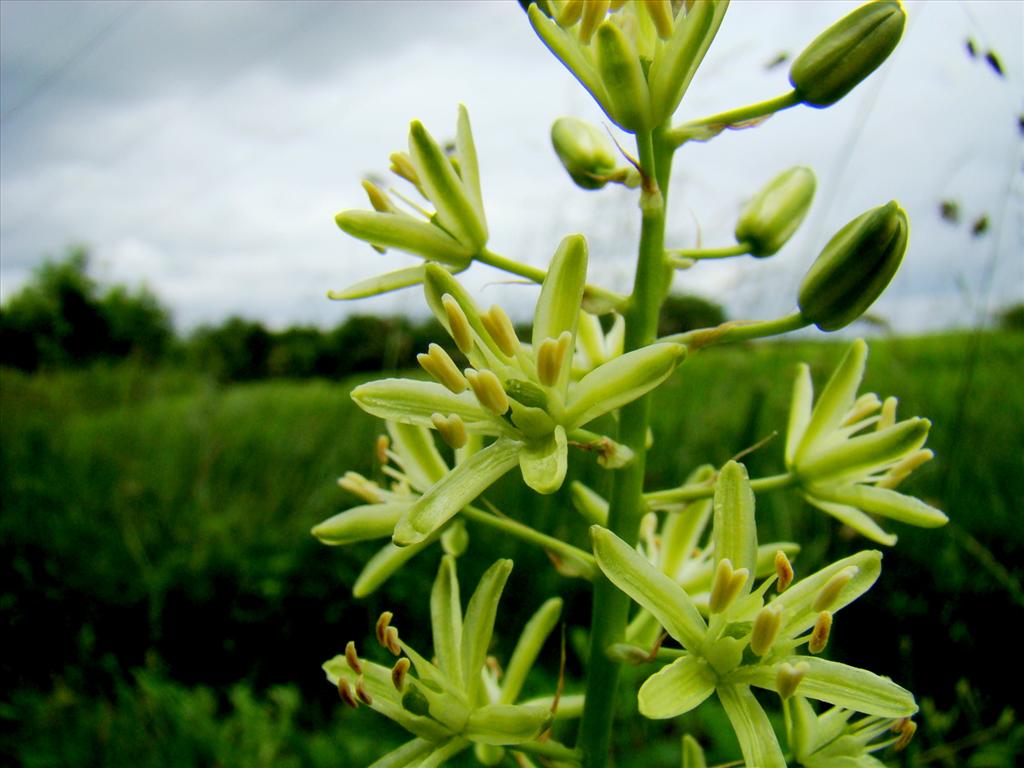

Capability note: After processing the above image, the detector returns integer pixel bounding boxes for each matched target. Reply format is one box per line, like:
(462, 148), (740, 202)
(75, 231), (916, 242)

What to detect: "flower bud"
(551, 117), (619, 190)
(735, 167), (816, 257)
(790, 0), (906, 108)
(798, 201), (908, 331)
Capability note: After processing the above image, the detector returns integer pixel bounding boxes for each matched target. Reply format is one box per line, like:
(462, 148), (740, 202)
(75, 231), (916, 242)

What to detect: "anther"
(338, 472), (382, 503)
(894, 719), (916, 751)
(808, 610), (832, 654)
(536, 331), (572, 387)
(813, 566), (859, 612)
(878, 449), (933, 489)
(556, 0), (583, 28)
(375, 611), (393, 646)
(841, 393), (881, 427)
(418, 344), (468, 394)
(431, 413), (468, 450)
(877, 396), (898, 431)
(775, 550), (794, 593)
(750, 605), (782, 656)
(643, 0), (675, 39)
(337, 678), (359, 708)
(389, 152), (420, 185)
(362, 179), (393, 213)
(579, 0), (609, 44)
(356, 679), (373, 706)
(481, 305), (519, 357)
(375, 435), (390, 465)
(442, 294), (474, 355)
(384, 625), (402, 656)
(775, 661), (808, 700)
(465, 368), (510, 415)
(709, 559), (749, 615)
(391, 657), (411, 691)
(345, 640), (362, 674)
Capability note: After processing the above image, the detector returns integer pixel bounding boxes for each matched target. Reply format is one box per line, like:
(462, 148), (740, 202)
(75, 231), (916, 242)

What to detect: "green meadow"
(2, 332), (1022, 766)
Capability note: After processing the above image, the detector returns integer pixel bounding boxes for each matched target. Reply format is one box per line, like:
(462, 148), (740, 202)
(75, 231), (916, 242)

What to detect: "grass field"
(2, 331), (1022, 766)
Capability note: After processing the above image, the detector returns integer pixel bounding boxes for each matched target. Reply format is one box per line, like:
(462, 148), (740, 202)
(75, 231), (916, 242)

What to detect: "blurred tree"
(997, 303), (1024, 332)
(188, 318), (271, 381)
(657, 293), (727, 336)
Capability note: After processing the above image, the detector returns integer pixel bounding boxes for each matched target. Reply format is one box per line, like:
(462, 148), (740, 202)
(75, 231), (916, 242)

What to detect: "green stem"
(667, 241), (751, 261)
(645, 472), (794, 506)
(577, 127), (673, 768)
(663, 311), (808, 350)
(478, 248), (627, 311)
(668, 91), (801, 146)
(514, 739), (582, 763)
(461, 505), (597, 580)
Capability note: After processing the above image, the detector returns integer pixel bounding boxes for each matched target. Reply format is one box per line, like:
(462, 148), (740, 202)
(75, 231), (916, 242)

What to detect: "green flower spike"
(331, 105), (487, 299)
(324, 557), (581, 768)
(352, 235), (686, 545)
(786, 694), (917, 767)
(786, 339), (948, 545)
(529, 1), (729, 132)
(592, 460), (917, 768)
(790, 0), (907, 108)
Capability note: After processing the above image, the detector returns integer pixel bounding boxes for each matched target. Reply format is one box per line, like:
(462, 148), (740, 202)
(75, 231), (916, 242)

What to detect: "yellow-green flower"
(787, 694), (917, 767)
(786, 339), (948, 545)
(592, 461), (917, 768)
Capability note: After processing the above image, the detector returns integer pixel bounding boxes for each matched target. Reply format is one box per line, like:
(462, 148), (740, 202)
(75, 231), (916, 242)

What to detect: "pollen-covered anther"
(708, 559), (750, 614)
(418, 343), (468, 393)
(808, 610), (832, 654)
(337, 678), (359, 708)
(389, 151), (420, 185)
(442, 294), (475, 354)
(878, 448), (934, 489)
(384, 625), (402, 656)
(375, 611), (394, 646)
(775, 550), (794, 592)
(812, 566), (859, 612)
(750, 605), (783, 656)
(776, 661), (809, 700)
(893, 718), (917, 751)
(391, 657), (411, 691)
(345, 640), (362, 674)
(481, 305), (519, 357)
(539, 331), (573, 387)
(431, 412), (468, 450)
(356, 679), (373, 706)
(465, 368), (510, 415)
(375, 435), (390, 465)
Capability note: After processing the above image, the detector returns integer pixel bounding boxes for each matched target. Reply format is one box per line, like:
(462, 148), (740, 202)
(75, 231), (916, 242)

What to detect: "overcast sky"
(1, 0), (1021, 333)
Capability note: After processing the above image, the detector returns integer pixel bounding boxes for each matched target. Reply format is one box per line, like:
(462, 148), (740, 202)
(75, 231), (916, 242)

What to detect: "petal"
(418, 738), (471, 768)
(659, 465), (716, 577)
(816, 483), (948, 528)
(798, 418), (929, 482)
(804, 494), (898, 546)
(394, 438), (522, 546)
(682, 733), (708, 768)
(713, 461), (757, 591)
(637, 655), (716, 718)
(591, 526), (707, 651)
(388, 421), (450, 491)
(353, 536), (436, 598)
(431, 555), (464, 690)
(565, 343), (686, 429)
(328, 264), (443, 301)
(786, 363), (814, 466)
(335, 210), (473, 265)
(312, 502), (410, 546)
(527, 5), (610, 107)
(501, 597), (563, 704)
(532, 234), (587, 352)
(465, 704), (551, 745)
(773, 550), (882, 637)
(716, 684), (787, 768)
(461, 559), (513, 702)
(351, 379), (500, 435)
(423, 264), (509, 364)
(733, 657), (917, 718)
(367, 738), (433, 768)
(518, 425), (568, 495)
(454, 104), (486, 232)
(796, 339), (867, 465)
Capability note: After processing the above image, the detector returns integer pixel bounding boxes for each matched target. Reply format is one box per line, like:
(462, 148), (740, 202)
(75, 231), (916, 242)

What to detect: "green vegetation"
(2, 332), (1021, 765)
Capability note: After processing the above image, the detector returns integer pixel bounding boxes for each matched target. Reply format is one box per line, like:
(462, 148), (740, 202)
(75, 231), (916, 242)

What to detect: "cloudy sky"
(1, 0), (1021, 333)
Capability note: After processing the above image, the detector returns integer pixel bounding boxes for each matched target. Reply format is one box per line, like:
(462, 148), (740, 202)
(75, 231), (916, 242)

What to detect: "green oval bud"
(790, 0), (906, 108)
(551, 116), (619, 190)
(594, 19), (652, 132)
(735, 166), (816, 257)
(798, 201), (908, 331)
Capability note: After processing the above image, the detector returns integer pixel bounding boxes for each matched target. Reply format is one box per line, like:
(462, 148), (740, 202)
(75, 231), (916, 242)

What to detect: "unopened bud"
(418, 343), (468, 393)
(375, 611), (393, 646)
(750, 605), (783, 656)
(551, 117), (619, 190)
(776, 661), (809, 699)
(536, 331), (572, 387)
(808, 610), (833, 654)
(775, 550), (794, 592)
(345, 641), (362, 674)
(431, 412), (469, 449)
(735, 166), (816, 257)
(480, 305), (519, 357)
(465, 368), (510, 415)
(790, 0), (906, 107)
(391, 657), (411, 691)
(798, 201), (908, 331)
(813, 566), (858, 612)
(338, 678), (359, 708)
(709, 559), (750, 614)
(442, 294), (475, 354)
(595, 19), (652, 132)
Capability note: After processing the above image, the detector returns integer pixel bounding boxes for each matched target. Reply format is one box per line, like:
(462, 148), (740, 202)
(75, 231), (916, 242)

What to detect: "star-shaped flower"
(592, 460), (917, 768)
